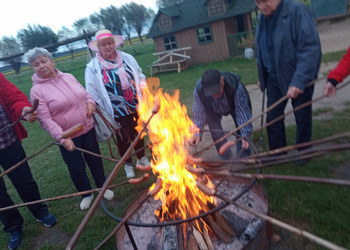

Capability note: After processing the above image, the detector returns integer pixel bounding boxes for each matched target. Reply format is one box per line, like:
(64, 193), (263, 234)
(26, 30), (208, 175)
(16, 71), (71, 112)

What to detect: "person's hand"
(241, 139), (250, 150)
(257, 81), (261, 88)
(287, 86), (303, 99)
(86, 102), (96, 117)
(190, 135), (201, 146)
(21, 107), (38, 123)
(62, 138), (75, 151)
(323, 81), (337, 97)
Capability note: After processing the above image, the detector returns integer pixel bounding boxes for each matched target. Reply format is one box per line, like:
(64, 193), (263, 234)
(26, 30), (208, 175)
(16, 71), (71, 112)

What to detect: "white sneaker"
(80, 194), (93, 210)
(137, 156), (151, 167)
(124, 164), (135, 179)
(103, 189), (114, 201)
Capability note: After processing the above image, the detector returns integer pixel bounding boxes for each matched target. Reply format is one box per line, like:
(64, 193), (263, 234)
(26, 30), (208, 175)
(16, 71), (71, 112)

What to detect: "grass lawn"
(0, 39), (349, 249)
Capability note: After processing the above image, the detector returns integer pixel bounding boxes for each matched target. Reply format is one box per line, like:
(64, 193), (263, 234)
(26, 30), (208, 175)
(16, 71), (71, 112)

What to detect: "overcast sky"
(1, 0), (157, 38)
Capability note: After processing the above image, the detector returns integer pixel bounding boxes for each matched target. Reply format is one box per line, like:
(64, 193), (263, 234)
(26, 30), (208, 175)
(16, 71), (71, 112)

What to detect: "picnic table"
(150, 47), (191, 76)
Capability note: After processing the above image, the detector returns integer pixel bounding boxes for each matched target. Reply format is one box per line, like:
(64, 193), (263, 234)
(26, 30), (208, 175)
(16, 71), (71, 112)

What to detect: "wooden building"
(147, 0), (256, 71)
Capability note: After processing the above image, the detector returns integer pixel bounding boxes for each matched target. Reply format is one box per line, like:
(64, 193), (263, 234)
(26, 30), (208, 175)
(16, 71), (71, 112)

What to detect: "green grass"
(1, 39), (349, 249)
(257, 103), (350, 249)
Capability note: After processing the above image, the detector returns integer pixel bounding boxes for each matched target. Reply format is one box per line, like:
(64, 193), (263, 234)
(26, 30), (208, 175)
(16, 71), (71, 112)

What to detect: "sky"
(1, 0), (158, 39)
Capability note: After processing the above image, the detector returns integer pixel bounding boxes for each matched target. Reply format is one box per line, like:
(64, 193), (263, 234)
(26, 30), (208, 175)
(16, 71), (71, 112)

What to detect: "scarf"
(97, 50), (134, 103)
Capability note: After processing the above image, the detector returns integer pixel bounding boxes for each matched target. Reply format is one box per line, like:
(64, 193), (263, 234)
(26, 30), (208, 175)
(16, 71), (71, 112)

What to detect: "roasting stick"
(0, 169), (150, 213)
(219, 194), (346, 250)
(194, 183), (346, 250)
(0, 99), (39, 135)
(198, 143), (350, 176)
(0, 182), (128, 213)
(198, 131), (350, 167)
(94, 177), (162, 249)
(67, 102), (160, 250)
(255, 78), (350, 135)
(187, 161), (350, 187)
(0, 124), (83, 179)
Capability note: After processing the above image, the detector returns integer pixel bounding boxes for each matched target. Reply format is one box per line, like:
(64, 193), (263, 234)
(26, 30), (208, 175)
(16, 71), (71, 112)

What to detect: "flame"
(137, 77), (215, 225)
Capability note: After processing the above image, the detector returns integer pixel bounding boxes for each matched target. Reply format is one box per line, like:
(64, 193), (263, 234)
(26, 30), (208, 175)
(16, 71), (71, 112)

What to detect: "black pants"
(59, 128), (106, 198)
(115, 113), (145, 164)
(0, 140), (48, 232)
(266, 76), (314, 150)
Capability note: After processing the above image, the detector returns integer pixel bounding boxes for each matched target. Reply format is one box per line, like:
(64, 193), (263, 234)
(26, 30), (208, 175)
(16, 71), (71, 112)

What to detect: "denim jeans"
(0, 140), (48, 232)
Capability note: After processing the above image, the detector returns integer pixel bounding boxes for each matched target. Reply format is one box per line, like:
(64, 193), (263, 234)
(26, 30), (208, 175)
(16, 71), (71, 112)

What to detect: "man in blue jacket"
(255, 0), (321, 160)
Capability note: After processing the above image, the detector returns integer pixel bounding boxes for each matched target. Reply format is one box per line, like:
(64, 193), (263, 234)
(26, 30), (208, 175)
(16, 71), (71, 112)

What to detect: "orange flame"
(137, 77), (214, 224)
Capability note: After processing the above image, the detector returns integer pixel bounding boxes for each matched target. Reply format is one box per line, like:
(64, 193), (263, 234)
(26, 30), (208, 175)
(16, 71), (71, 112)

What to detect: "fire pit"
(112, 176), (269, 250)
(102, 81), (270, 249)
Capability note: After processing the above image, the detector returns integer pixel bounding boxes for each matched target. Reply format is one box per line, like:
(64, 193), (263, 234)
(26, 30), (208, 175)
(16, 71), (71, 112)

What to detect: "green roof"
(148, 0), (256, 38)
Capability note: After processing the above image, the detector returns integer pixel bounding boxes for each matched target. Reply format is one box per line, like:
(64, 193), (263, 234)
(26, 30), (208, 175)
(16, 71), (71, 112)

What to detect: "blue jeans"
(0, 140), (48, 232)
(266, 77), (314, 150)
(59, 128), (106, 198)
(206, 112), (251, 159)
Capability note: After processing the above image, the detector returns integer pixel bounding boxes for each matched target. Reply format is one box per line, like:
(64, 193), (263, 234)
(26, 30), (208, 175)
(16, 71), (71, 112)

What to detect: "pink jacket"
(30, 70), (95, 143)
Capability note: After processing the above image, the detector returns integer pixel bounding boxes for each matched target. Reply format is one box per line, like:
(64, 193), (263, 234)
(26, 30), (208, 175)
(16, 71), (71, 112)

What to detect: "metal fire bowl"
(112, 176), (270, 250)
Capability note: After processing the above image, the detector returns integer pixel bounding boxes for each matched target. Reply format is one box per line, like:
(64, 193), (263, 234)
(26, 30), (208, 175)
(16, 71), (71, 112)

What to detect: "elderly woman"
(25, 47), (114, 210)
(85, 29), (150, 179)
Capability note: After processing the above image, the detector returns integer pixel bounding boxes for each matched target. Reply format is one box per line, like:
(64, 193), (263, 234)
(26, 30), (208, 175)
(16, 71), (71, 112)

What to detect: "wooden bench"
(150, 47), (192, 76)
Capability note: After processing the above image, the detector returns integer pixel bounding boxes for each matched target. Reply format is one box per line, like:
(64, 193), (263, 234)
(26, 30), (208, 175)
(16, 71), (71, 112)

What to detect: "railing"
(227, 31), (255, 57)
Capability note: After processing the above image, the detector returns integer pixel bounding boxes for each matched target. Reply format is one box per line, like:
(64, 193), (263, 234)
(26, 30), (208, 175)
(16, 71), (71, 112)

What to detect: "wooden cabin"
(147, 0), (256, 73)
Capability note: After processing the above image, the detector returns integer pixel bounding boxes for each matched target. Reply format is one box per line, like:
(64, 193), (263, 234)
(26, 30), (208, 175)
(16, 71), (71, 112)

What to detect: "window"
(164, 36), (177, 50)
(209, 1), (224, 16)
(197, 27), (213, 44)
(158, 16), (172, 30)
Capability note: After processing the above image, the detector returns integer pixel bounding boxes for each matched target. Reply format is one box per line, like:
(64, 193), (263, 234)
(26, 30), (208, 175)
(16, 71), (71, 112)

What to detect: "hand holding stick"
(0, 99), (39, 135)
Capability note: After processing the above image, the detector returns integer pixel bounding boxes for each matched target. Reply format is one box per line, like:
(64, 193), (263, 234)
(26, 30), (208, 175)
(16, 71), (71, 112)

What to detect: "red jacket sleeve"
(327, 46), (350, 86)
(0, 73), (31, 141)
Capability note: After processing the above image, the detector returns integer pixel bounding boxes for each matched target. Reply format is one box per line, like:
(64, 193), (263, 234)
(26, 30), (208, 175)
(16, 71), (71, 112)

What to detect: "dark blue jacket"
(255, 0), (321, 94)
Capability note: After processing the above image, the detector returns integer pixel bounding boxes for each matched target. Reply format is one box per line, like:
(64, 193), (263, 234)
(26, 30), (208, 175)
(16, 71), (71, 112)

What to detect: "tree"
(17, 24), (59, 52)
(89, 12), (104, 30)
(156, 0), (184, 8)
(0, 36), (23, 74)
(72, 18), (96, 35)
(99, 5), (124, 36)
(121, 3), (155, 42)
(57, 26), (80, 59)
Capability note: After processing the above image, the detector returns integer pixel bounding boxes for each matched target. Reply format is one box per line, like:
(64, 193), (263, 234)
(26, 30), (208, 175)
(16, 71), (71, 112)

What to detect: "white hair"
(24, 47), (53, 64)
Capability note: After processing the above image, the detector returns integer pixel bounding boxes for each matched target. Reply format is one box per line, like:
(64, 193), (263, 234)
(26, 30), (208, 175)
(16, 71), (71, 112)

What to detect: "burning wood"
(122, 81), (268, 249)
(201, 211), (232, 244)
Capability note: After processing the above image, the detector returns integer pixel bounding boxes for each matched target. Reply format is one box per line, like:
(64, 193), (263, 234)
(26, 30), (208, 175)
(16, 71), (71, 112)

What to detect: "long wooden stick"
(66, 112), (156, 250)
(215, 193), (346, 250)
(0, 182), (128, 213)
(200, 133), (350, 167)
(0, 124), (83, 179)
(201, 171), (350, 187)
(255, 79), (350, 134)
(94, 191), (150, 250)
